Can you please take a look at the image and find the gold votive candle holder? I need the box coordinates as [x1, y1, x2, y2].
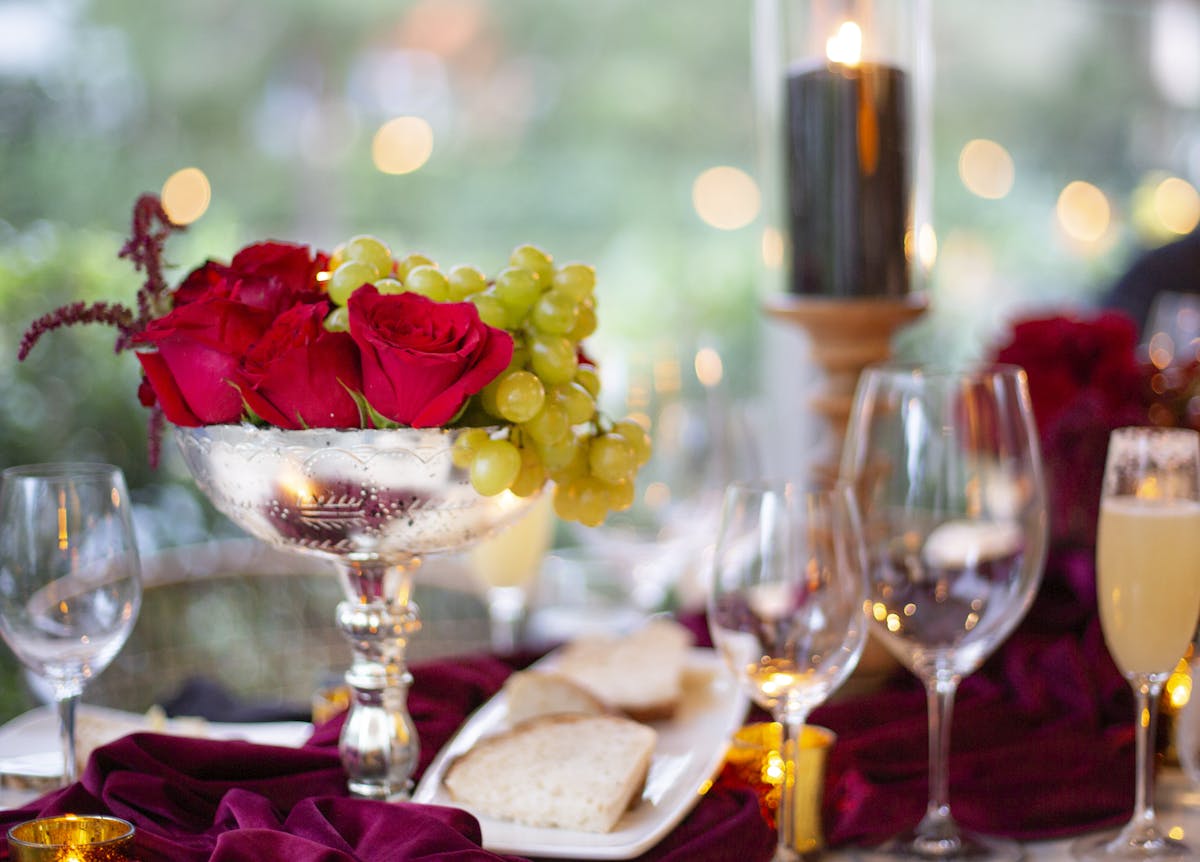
[726, 722, 836, 856]
[7, 814, 134, 862]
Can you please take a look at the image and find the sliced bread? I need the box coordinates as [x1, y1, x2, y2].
[552, 618, 694, 721]
[443, 713, 657, 833]
[502, 669, 611, 725]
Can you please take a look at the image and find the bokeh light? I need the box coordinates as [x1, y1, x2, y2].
[1056, 181, 1111, 243]
[1154, 176, 1200, 235]
[372, 116, 434, 175]
[761, 226, 785, 270]
[958, 139, 1015, 200]
[692, 166, 760, 230]
[160, 167, 211, 225]
[694, 347, 723, 388]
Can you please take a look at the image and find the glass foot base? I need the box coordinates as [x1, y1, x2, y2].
[858, 829, 1023, 862]
[1071, 829, 1192, 861]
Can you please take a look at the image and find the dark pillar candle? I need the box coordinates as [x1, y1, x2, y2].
[785, 62, 911, 298]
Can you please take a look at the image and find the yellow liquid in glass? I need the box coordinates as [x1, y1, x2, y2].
[1097, 496, 1200, 676]
[468, 493, 555, 588]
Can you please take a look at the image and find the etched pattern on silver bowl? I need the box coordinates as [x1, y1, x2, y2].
[174, 424, 525, 559]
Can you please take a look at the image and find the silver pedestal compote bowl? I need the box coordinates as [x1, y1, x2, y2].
[174, 423, 537, 800]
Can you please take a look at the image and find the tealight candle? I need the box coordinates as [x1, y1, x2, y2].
[7, 815, 134, 862]
[726, 722, 836, 855]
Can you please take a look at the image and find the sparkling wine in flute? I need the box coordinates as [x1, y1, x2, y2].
[1096, 496, 1200, 676]
[1073, 426, 1200, 862]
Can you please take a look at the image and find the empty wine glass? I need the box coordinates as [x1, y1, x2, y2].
[709, 479, 868, 862]
[1073, 427, 1200, 861]
[840, 364, 1048, 862]
[0, 463, 142, 785]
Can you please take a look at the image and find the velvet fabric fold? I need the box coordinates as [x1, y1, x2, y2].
[0, 548, 1138, 861]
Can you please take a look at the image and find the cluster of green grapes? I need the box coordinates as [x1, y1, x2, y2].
[320, 235, 652, 527]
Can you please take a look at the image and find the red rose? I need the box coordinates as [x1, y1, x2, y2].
[348, 287, 513, 427]
[237, 302, 363, 429]
[173, 241, 327, 315]
[133, 297, 274, 426]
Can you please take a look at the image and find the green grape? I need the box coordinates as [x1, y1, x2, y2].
[549, 437, 589, 483]
[529, 334, 578, 385]
[447, 264, 487, 301]
[328, 260, 377, 306]
[575, 366, 601, 399]
[507, 337, 530, 373]
[496, 370, 545, 423]
[523, 402, 569, 445]
[376, 277, 406, 295]
[552, 381, 595, 425]
[589, 433, 637, 484]
[451, 427, 490, 469]
[568, 300, 597, 341]
[574, 477, 610, 527]
[510, 244, 554, 283]
[396, 253, 436, 282]
[327, 243, 346, 272]
[538, 433, 579, 473]
[405, 265, 450, 302]
[470, 291, 511, 330]
[509, 446, 547, 497]
[470, 439, 522, 496]
[613, 418, 653, 466]
[494, 266, 543, 318]
[553, 481, 580, 522]
[530, 290, 579, 335]
[552, 262, 595, 301]
[344, 235, 394, 279]
[606, 477, 636, 512]
[479, 377, 503, 419]
[324, 306, 350, 332]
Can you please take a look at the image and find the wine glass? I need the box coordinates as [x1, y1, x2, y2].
[0, 463, 143, 785]
[1072, 427, 1200, 861]
[840, 364, 1048, 862]
[467, 491, 555, 652]
[709, 479, 868, 862]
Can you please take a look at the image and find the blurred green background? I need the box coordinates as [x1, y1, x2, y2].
[1, 0, 1197, 720]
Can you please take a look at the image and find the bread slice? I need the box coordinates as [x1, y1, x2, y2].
[552, 618, 694, 721]
[502, 669, 611, 725]
[443, 714, 657, 833]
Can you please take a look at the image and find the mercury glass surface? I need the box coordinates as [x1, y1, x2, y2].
[175, 423, 537, 800]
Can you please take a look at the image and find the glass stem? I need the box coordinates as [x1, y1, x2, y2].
[58, 692, 79, 785]
[915, 673, 962, 854]
[487, 585, 527, 654]
[773, 710, 808, 862]
[1127, 675, 1165, 840]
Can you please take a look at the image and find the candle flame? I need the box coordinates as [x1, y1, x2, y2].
[826, 21, 863, 67]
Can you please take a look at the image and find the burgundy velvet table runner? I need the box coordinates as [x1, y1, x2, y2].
[0, 547, 1136, 861]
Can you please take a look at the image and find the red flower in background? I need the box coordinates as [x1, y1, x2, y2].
[990, 311, 1151, 547]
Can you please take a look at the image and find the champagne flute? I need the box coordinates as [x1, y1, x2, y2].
[468, 492, 554, 652]
[0, 463, 142, 784]
[1072, 427, 1200, 861]
[840, 365, 1048, 862]
[709, 479, 868, 862]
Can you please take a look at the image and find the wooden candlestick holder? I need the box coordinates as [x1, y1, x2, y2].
[765, 293, 929, 465]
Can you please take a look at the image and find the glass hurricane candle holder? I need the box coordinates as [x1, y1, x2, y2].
[174, 424, 538, 800]
[754, 0, 932, 299]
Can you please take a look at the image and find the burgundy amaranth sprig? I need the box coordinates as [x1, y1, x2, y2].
[118, 193, 183, 339]
[17, 194, 184, 361]
[17, 301, 135, 361]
